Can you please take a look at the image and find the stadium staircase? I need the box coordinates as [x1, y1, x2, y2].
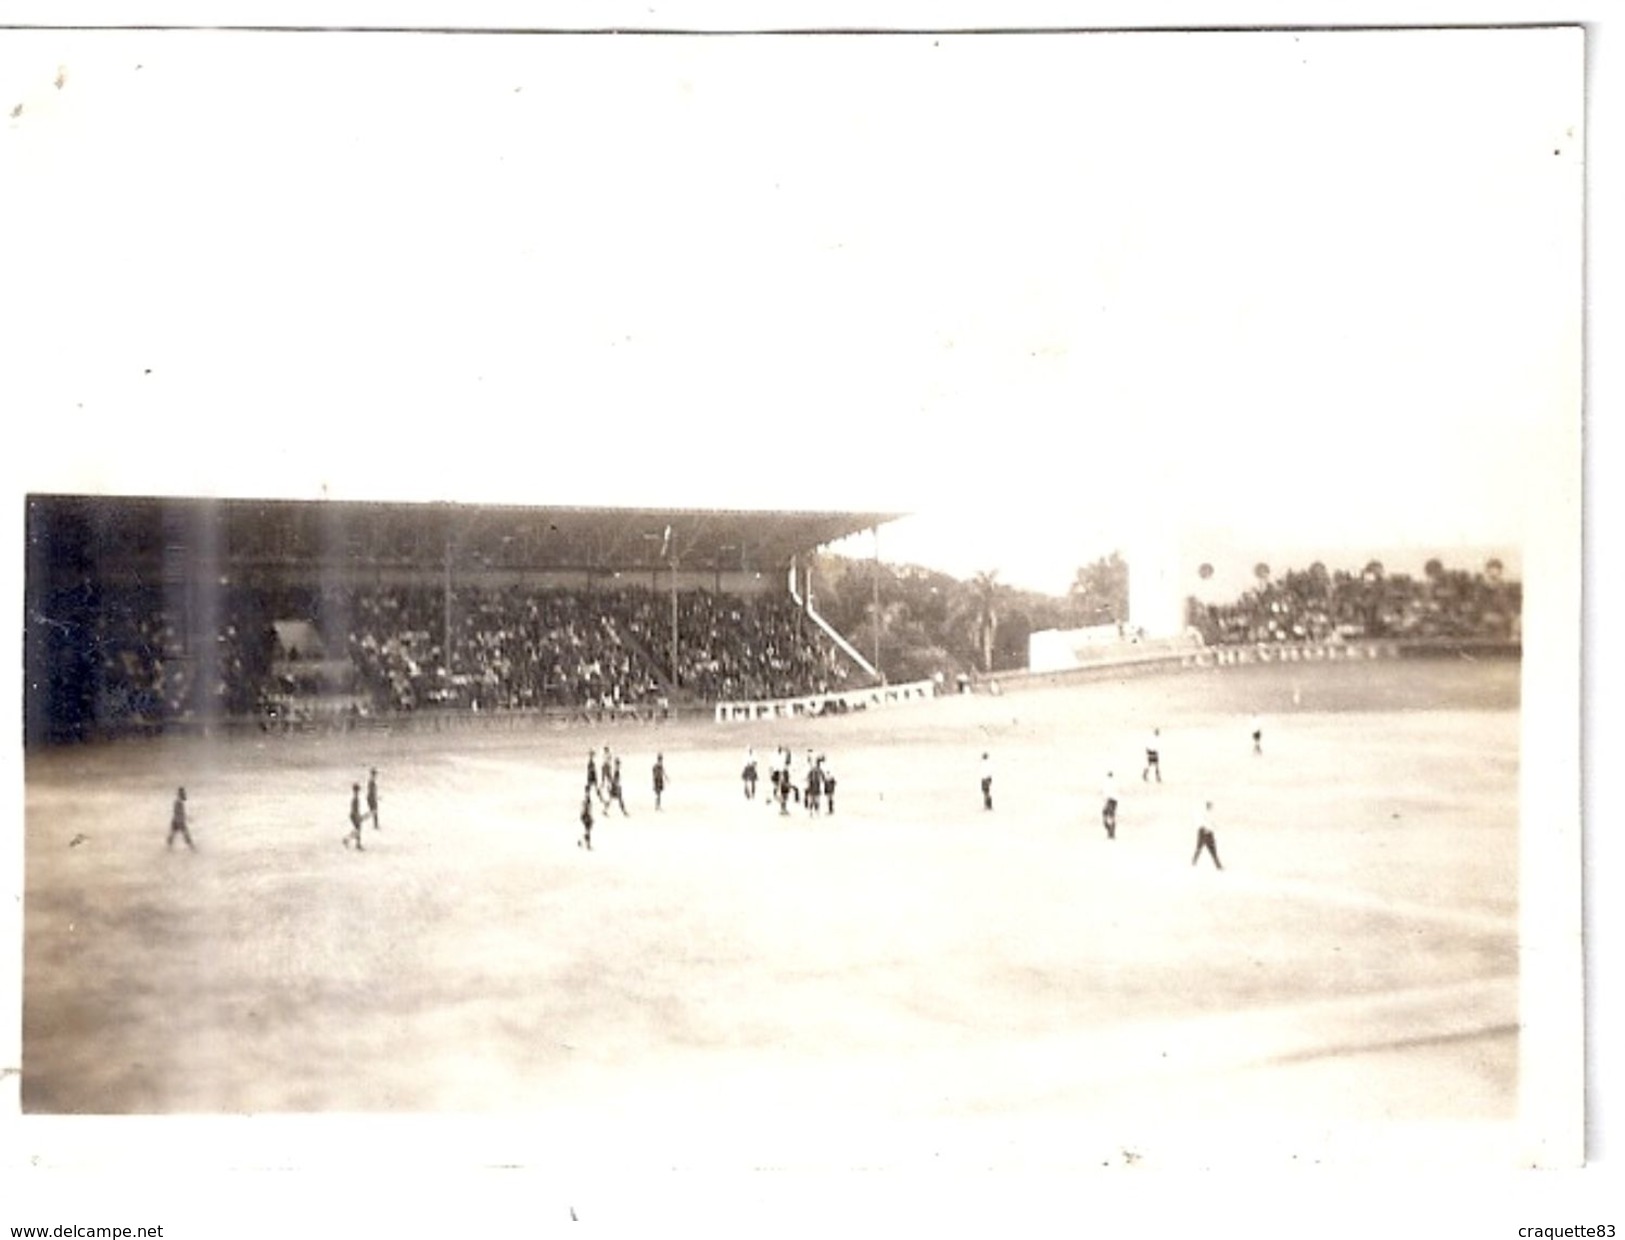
[614, 625, 681, 701]
[788, 578, 880, 683]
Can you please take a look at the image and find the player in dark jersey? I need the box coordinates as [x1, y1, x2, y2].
[804, 758, 823, 816]
[1191, 801, 1223, 870]
[981, 752, 994, 811]
[599, 746, 615, 806]
[1101, 770, 1119, 840]
[578, 790, 595, 850]
[653, 754, 667, 810]
[1143, 728, 1163, 783]
[819, 757, 836, 815]
[585, 751, 600, 800]
[742, 748, 759, 800]
[343, 783, 366, 851]
[167, 787, 195, 850]
[366, 767, 381, 830]
[606, 755, 629, 816]
[781, 747, 800, 806]
[775, 752, 792, 816]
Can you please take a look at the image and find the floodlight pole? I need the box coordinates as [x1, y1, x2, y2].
[670, 552, 679, 688]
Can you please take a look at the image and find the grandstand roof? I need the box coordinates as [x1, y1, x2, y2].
[28, 494, 902, 580]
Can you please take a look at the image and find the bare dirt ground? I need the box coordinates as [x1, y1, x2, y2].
[19, 659, 1521, 1167]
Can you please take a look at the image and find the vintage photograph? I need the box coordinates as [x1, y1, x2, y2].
[1, 16, 1589, 1224]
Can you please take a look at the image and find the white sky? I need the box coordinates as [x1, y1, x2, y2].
[2, 27, 1580, 595]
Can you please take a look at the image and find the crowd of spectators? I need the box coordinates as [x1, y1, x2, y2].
[37, 582, 861, 733]
[80, 587, 179, 727]
[665, 591, 852, 703]
[1189, 560, 1521, 647]
[348, 586, 667, 714]
[34, 585, 271, 735]
[47, 559, 1514, 738]
[343, 585, 851, 713]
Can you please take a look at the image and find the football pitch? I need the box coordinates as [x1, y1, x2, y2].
[19, 659, 1520, 1165]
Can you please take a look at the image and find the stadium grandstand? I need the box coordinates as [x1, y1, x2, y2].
[24, 494, 902, 743]
[1187, 559, 1521, 647]
[1029, 550, 1520, 675]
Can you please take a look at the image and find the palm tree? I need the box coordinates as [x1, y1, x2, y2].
[1361, 560, 1387, 636]
[968, 570, 1000, 673]
[862, 596, 910, 680]
[1308, 561, 1330, 599]
[1070, 553, 1129, 628]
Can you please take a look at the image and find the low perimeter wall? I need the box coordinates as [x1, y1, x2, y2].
[983, 637, 1521, 694]
[82, 641, 1517, 742]
[713, 679, 936, 722]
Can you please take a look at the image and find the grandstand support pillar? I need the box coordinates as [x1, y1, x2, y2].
[872, 524, 883, 683]
[790, 555, 804, 637]
[670, 553, 679, 688]
[178, 501, 222, 729]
